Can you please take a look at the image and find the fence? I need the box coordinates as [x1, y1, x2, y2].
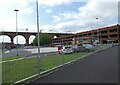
[1, 45, 111, 84]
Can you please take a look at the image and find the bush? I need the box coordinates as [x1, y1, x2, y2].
[33, 33, 53, 46]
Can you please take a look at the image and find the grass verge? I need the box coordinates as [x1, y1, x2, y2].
[2, 52, 90, 83]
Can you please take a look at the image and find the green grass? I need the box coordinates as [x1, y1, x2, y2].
[0, 51, 2, 54]
[2, 57, 38, 83]
[2, 52, 90, 83]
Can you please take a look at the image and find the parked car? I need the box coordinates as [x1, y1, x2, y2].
[83, 44, 95, 52]
[59, 46, 73, 54]
[72, 44, 86, 52]
[72, 44, 79, 53]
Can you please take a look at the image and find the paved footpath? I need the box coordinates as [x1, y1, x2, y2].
[29, 46, 118, 83]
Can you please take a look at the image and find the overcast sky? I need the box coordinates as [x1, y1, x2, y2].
[0, 0, 119, 44]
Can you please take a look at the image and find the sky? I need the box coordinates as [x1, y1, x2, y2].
[0, 0, 119, 44]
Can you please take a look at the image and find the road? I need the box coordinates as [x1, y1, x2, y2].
[28, 46, 118, 83]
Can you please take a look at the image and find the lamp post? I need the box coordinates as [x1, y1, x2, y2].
[2, 30, 4, 43]
[96, 18, 100, 45]
[62, 34, 64, 66]
[25, 28, 28, 31]
[49, 30, 53, 46]
[14, 9, 19, 56]
[36, 0, 41, 78]
[40, 29, 43, 46]
[40, 29, 43, 33]
[91, 27, 94, 44]
[25, 28, 29, 45]
[2, 30, 4, 54]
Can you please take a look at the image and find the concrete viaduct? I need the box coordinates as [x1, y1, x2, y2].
[0, 31, 73, 45]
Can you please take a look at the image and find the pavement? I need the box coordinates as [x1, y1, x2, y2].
[1, 47, 58, 58]
[23, 47, 58, 54]
[28, 46, 118, 83]
[1, 49, 31, 58]
[23, 52, 59, 58]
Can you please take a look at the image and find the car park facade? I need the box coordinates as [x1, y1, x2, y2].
[53, 24, 120, 45]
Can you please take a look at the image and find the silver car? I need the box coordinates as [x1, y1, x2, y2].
[72, 44, 86, 52]
[83, 44, 95, 52]
[60, 46, 73, 54]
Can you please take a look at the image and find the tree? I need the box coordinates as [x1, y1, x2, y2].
[33, 33, 53, 46]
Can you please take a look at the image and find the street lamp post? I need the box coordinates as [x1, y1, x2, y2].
[40, 29, 43, 46]
[62, 35, 64, 46]
[25, 28, 28, 31]
[40, 29, 43, 33]
[62, 35, 64, 66]
[96, 18, 100, 45]
[36, 0, 41, 78]
[2, 30, 4, 43]
[14, 9, 19, 56]
[25, 28, 29, 45]
[2, 30, 4, 54]
[91, 27, 94, 44]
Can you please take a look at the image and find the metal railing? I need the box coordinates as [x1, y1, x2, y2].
[1, 45, 112, 84]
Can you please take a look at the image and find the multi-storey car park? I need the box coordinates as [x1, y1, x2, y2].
[53, 24, 120, 45]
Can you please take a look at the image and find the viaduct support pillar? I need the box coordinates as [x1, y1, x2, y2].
[26, 38, 29, 46]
